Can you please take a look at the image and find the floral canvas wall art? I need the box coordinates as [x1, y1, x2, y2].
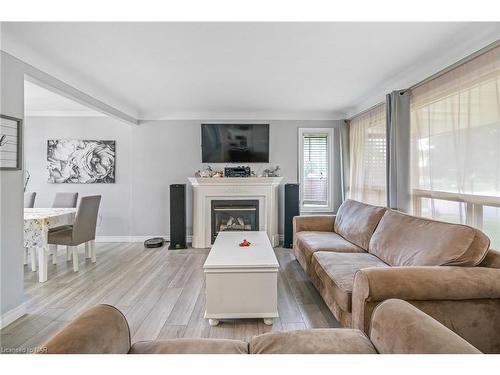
[47, 139, 115, 183]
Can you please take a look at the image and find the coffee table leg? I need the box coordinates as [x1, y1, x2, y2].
[263, 318, 273, 326]
[208, 319, 219, 326]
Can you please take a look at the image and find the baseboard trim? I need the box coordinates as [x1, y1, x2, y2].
[95, 235, 194, 243]
[96, 234, 282, 244]
[0, 303, 26, 329]
[95, 236, 134, 242]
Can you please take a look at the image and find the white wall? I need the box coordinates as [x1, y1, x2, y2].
[24, 116, 132, 236]
[25, 117, 345, 240]
[130, 119, 345, 237]
[0, 51, 25, 320]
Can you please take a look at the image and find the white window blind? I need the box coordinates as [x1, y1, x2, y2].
[298, 128, 333, 212]
[302, 135, 329, 205]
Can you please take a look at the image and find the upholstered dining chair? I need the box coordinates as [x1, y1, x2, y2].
[24, 192, 36, 208]
[47, 192, 79, 265]
[48, 195, 101, 271]
[52, 192, 79, 208]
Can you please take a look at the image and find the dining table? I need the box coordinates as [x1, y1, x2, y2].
[24, 207, 77, 282]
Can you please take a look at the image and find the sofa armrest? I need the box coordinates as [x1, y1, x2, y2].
[479, 249, 500, 268]
[39, 304, 131, 354]
[293, 215, 336, 251]
[293, 215, 335, 233]
[352, 266, 500, 332]
[369, 299, 481, 354]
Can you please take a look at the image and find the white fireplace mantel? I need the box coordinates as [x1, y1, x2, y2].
[188, 177, 283, 248]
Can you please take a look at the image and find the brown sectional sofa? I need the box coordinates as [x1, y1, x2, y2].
[40, 300, 481, 354]
[293, 199, 500, 353]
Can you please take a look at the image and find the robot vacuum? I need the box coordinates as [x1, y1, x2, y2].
[143, 237, 165, 248]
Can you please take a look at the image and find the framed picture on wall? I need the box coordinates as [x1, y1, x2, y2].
[47, 139, 116, 183]
[0, 114, 23, 170]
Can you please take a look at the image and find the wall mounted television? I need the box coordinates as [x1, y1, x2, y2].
[201, 124, 270, 163]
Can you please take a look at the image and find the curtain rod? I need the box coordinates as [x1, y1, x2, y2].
[410, 39, 499, 91]
[347, 38, 500, 121]
[347, 101, 385, 121]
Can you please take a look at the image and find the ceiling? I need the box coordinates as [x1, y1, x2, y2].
[2, 22, 500, 121]
[24, 80, 104, 117]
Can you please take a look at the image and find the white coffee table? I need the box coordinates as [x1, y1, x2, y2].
[203, 231, 279, 326]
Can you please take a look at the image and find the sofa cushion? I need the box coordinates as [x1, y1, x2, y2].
[334, 199, 386, 250]
[129, 338, 248, 354]
[311, 252, 388, 312]
[369, 210, 490, 267]
[249, 329, 376, 354]
[296, 231, 366, 270]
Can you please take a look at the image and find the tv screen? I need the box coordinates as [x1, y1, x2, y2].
[201, 124, 269, 163]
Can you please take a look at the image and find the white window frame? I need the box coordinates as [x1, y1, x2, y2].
[298, 127, 334, 213]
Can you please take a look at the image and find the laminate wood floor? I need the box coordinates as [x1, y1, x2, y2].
[0, 242, 339, 351]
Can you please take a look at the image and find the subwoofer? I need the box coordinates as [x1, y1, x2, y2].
[284, 183, 300, 248]
[169, 184, 187, 250]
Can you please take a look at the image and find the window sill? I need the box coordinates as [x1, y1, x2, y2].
[300, 206, 334, 214]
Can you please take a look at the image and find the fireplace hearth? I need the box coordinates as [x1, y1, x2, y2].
[211, 200, 259, 243]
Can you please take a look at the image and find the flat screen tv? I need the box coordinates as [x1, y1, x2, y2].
[201, 124, 269, 163]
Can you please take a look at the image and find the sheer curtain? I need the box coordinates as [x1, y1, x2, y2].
[348, 103, 387, 206]
[410, 45, 500, 247]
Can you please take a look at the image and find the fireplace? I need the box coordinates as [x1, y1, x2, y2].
[211, 200, 259, 243]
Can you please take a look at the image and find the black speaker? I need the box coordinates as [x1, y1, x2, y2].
[284, 183, 300, 248]
[169, 184, 187, 250]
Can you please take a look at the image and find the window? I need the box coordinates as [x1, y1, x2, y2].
[348, 104, 387, 206]
[298, 128, 334, 212]
[411, 46, 500, 246]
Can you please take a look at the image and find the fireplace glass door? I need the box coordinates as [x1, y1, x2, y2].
[211, 200, 259, 243]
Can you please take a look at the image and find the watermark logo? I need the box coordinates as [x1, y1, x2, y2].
[0, 346, 47, 354]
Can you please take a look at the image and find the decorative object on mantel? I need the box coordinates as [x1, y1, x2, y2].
[0, 114, 22, 170]
[47, 139, 116, 183]
[262, 165, 280, 177]
[198, 165, 214, 178]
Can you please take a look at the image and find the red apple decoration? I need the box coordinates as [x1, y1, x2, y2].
[239, 239, 251, 247]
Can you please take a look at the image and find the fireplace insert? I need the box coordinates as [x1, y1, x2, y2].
[211, 200, 259, 243]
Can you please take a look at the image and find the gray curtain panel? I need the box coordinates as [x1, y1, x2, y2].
[339, 120, 350, 203]
[331, 120, 350, 213]
[386, 90, 411, 212]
